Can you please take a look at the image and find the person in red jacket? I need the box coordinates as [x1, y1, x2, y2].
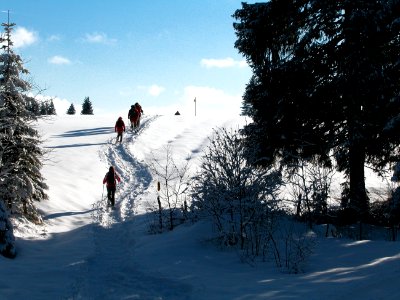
[115, 116, 125, 143]
[102, 166, 121, 207]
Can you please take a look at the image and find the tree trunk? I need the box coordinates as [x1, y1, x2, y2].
[348, 140, 369, 221]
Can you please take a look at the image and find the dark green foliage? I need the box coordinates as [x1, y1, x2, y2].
[66, 103, 76, 115]
[81, 96, 93, 115]
[233, 0, 400, 222]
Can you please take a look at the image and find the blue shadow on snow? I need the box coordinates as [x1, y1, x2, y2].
[52, 127, 114, 138]
[45, 142, 108, 149]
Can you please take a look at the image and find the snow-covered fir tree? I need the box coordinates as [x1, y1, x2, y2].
[81, 96, 93, 115]
[66, 103, 76, 115]
[0, 20, 48, 233]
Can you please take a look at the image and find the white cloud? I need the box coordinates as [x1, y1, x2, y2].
[201, 57, 248, 69]
[51, 97, 73, 114]
[47, 34, 61, 42]
[48, 55, 71, 65]
[148, 84, 165, 97]
[173, 86, 243, 117]
[84, 32, 117, 45]
[118, 87, 134, 97]
[145, 85, 244, 118]
[12, 27, 38, 48]
[137, 84, 166, 97]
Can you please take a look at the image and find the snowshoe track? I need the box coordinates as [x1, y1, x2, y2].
[93, 115, 157, 227]
[67, 115, 175, 299]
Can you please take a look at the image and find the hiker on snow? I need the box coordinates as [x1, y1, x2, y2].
[128, 102, 144, 130]
[103, 166, 121, 207]
[115, 116, 126, 143]
[128, 105, 138, 130]
[135, 102, 144, 128]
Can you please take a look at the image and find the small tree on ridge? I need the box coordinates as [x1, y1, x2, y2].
[81, 96, 93, 115]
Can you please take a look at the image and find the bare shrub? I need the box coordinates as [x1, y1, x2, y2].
[191, 127, 283, 252]
[286, 160, 336, 228]
[146, 145, 191, 232]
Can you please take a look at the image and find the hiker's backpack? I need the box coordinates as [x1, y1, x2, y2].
[107, 171, 115, 186]
[130, 108, 138, 119]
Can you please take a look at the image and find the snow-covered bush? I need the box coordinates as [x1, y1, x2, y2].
[386, 162, 400, 240]
[191, 127, 283, 253]
[269, 219, 316, 274]
[366, 162, 400, 241]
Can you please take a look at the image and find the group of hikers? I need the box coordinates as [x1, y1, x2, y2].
[114, 102, 143, 143]
[103, 102, 143, 207]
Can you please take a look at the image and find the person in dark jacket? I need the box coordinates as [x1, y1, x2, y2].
[102, 166, 121, 207]
[134, 102, 144, 128]
[115, 116, 126, 143]
[128, 105, 138, 130]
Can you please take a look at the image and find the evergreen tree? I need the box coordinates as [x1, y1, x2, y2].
[39, 101, 47, 115]
[81, 96, 93, 115]
[66, 103, 76, 115]
[233, 0, 400, 222]
[26, 97, 40, 116]
[0, 19, 48, 231]
[47, 99, 56, 115]
[28, 99, 57, 116]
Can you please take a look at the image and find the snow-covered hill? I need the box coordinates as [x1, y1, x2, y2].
[0, 112, 399, 300]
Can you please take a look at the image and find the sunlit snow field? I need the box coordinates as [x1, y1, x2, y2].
[0, 110, 399, 300]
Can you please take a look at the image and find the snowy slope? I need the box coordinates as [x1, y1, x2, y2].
[0, 112, 399, 300]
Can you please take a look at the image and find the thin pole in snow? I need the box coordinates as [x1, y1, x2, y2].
[194, 97, 197, 116]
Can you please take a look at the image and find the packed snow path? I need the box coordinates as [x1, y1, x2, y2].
[67, 115, 193, 299]
[94, 116, 157, 227]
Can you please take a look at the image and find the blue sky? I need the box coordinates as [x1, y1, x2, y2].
[2, 0, 253, 115]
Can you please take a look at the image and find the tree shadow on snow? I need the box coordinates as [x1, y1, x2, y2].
[52, 127, 114, 138]
[43, 209, 95, 220]
[45, 142, 108, 149]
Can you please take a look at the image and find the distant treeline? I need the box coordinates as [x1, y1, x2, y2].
[26, 98, 57, 116]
